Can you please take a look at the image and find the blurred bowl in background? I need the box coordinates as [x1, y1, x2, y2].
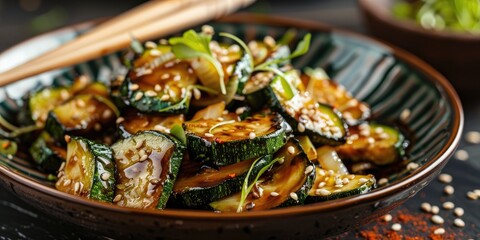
[359, 0, 480, 99]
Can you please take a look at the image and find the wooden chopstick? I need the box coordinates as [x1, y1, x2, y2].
[0, 0, 255, 87]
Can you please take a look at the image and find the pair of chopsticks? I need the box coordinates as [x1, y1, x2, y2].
[0, 0, 255, 87]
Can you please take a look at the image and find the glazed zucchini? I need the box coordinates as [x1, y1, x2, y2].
[307, 167, 375, 202]
[248, 40, 290, 67]
[56, 136, 115, 202]
[45, 94, 118, 143]
[264, 71, 347, 146]
[29, 131, 66, 173]
[121, 48, 196, 113]
[316, 146, 349, 175]
[29, 87, 71, 127]
[210, 139, 315, 212]
[303, 68, 371, 126]
[111, 131, 185, 209]
[118, 110, 184, 138]
[184, 113, 288, 166]
[172, 155, 273, 207]
[336, 123, 407, 165]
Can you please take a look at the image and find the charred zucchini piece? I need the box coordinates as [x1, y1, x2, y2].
[45, 94, 118, 143]
[0, 139, 17, 156]
[264, 72, 347, 146]
[29, 87, 71, 127]
[56, 137, 115, 202]
[248, 40, 290, 67]
[75, 82, 110, 97]
[121, 50, 196, 113]
[184, 113, 288, 166]
[307, 167, 375, 202]
[303, 69, 371, 126]
[172, 155, 273, 207]
[118, 110, 184, 138]
[336, 123, 407, 165]
[29, 131, 66, 173]
[210, 139, 315, 212]
[111, 131, 185, 209]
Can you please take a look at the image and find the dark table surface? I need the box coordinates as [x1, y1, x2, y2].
[0, 0, 479, 239]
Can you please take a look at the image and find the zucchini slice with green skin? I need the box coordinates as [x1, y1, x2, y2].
[111, 131, 185, 209]
[303, 70, 371, 126]
[29, 131, 66, 173]
[56, 136, 115, 202]
[265, 81, 348, 146]
[45, 94, 118, 143]
[118, 110, 184, 138]
[316, 146, 349, 175]
[184, 113, 288, 166]
[121, 54, 196, 114]
[307, 167, 375, 202]
[336, 123, 407, 165]
[172, 155, 273, 207]
[29, 87, 71, 127]
[209, 139, 315, 212]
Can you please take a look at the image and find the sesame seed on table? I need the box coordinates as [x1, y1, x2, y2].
[0, 0, 479, 239]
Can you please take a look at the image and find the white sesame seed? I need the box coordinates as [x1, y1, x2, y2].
[249, 132, 256, 139]
[318, 169, 326, 176]
[359, 178, 368, 184]
[316, 189, 331, 196]
[160, 94, 170, 101]
[149, 49, 161, 57]
[57, 171, 64, 178]
[467, 191, 478, 200]
[367, 137, 375, 144]
[130, 83, 140, 91]
[421, 202, 432, 213]
[270, 191, 279, 197]
[342, 178, 350, 185]
[454, 207, 464, 217]
[205, 133, 214, 138]
[193, 88, 201, 100]
[140, 154, 148, 162]
[63, 179, 71, 186]
[201, 25, 214, 35]
[431, 205, 440, 214]
[400, 109, 411, 121]
[290, 192, 298, 201]
[454, 149, 469, 161]
[383, 214, 392, 222]
[76, 99, 86, 108]
[135, 140, 144, 149]
[304, 165, 314, 175]
[335, 184, 344, 188]
[297, 123, 306, 133]
[433, 228, 445, 235]
[391, 223, 401, 231]
[150, 178, 160, 185]
[113, 194, 122, 203]
[100, 172, 111, 181]
[58, 161, 66, 172]
[444, 185, 455, 195]
[263, 36, 276, 48]
[145, 90, 157, 97]
[287, 146, 296, 155]
[453, 218, 465, 228]
[327, 170, 335, 176]
[134, 92, 143, 101]
[116, 117, 125, 124]
[145, 41, 157, 49]
[438, 173, 452, 183]
[378, 178, 388, 186]
[103, 110, 113, 120]
[74, 182, 80, 193]
[474, 189, 480, 196]
[431, 215, 444, 224]
[465, 131, 480, 144]
[318, 182, 326, 188]
[159, 39, 168, 45]
[442, 201, 455, 210]
[406, 162, 419, 171]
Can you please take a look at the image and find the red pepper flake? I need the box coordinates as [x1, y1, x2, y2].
[1, 140, 11, 149]
[228, 173, 236, 178]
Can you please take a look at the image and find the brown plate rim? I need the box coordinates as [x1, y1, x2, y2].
[0, 13, 464, 220]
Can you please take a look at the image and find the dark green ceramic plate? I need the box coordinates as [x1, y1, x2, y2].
[0, 14, 463, 239]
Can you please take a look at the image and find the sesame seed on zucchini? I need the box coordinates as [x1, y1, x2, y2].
[209, 139, 315, 212]
[56, 136, 115, 202]
[336, 123, 407, 165]
[117, 109, 184, 138]
[111, 131, 185, 209]
[184, 113, 289, 166]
